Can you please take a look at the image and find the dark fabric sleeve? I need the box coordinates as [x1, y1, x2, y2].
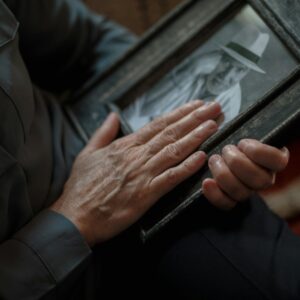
[4, 0, 136, 93]
[0, 210, 91, 300]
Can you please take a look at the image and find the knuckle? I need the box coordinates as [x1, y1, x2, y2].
[135, 184, 150, 203]
[166, 143, 181, 160]
[214, 169, 229, 184]
[166, 169, 178, 185]
[192, 109, 205, 122]
[177, 106, 189, 118]
[225, 153, 241, 170]
[206, 119, 218, 128]
[151, 117, 167, 132]
[133, 133, 147, 146]
[251, 173, 271, 190]
[242, 142, 256, 157]
[193, 128, 205, 140]
[110, 138, 127, 151]
[183, 159, 195, 173]
[109, 140, 118, 150]
[163, 126, 179, 142]
[194, 122, 217, 140]
[278, 154, 289, 170]
[144, 142, 159, 156]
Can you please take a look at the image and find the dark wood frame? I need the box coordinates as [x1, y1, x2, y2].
[67, 0, 300, 242]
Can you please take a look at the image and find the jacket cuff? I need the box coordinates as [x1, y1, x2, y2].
[13, 209, 91, 284]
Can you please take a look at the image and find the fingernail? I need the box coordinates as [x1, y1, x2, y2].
[193, 151, 207, 161]
[193, 99, 203, 105]
[209, 154, 220, 165]
[105, 112, 114, 121]
[199, 120, 218, 132]
[198, 151, 207, 159]
[205, 101, 217, 107]
[223, 144, 234, 153]
[206, 101, 222, 114]
[239, 139, 250, 147]
[103, 113, 118, 128]
[187, 100, 199, 108]
[281, 146, 289, 156]
[237, 140, 249, 152]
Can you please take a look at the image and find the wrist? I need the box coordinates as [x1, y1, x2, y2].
[49, 201, 96, 247]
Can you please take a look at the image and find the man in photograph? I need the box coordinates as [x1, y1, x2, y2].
[124, 26, 270, 130]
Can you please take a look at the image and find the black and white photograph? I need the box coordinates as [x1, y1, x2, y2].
[123, 5, 297, 131]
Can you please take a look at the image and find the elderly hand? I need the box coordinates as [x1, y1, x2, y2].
[203, 139, 289, 210]
[50, 100, 221, 246]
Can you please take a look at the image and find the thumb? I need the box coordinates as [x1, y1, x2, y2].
[83, 112, 120, 154]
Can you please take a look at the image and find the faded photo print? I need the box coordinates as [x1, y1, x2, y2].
[123, 5, 297, 131]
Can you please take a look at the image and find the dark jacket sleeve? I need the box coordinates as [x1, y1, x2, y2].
[4, 0, 136, 93]
[0, 1, 134, 298]
[0, 210, 91, 300]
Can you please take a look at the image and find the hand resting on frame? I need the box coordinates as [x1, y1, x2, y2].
[50, 100, 289, 246]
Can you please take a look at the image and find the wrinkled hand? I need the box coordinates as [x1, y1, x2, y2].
[50, 100, 221, 246]
[203, 139, 289, 210]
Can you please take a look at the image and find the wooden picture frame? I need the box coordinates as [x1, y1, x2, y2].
[66, 0, 300, 242]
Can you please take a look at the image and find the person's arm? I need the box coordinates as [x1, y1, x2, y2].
[0, 100, 287, 299]
[0, 100, 218, 299]
[0, 210, 91, 300]
[4, 0, 136, 93]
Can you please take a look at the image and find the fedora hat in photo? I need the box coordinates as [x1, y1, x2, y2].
[221, 26, 270, 74]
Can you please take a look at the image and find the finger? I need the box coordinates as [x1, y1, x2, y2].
[149, 151, 207, 201]
[222, 145, 275, 190]
[82, 113, 120, 154]
[146, 101, 221, 155]
[135, 100, 204, 144]
[202, 178, 237, 210]
[238, 139, 289, 172]
[147, 120, 217, 175]
[208, 154, 252, 202]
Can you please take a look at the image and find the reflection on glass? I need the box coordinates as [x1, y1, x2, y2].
[265, 0, 300, 39]
[123, 5, 297, 131]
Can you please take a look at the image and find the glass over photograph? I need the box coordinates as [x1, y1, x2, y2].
[123, 5, 297, 131]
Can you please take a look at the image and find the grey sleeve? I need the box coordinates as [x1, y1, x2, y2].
[4, 0, 136, 93]
[0, 210, 91, 300]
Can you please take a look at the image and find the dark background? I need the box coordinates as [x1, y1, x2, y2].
[84, 0, 183, 35]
